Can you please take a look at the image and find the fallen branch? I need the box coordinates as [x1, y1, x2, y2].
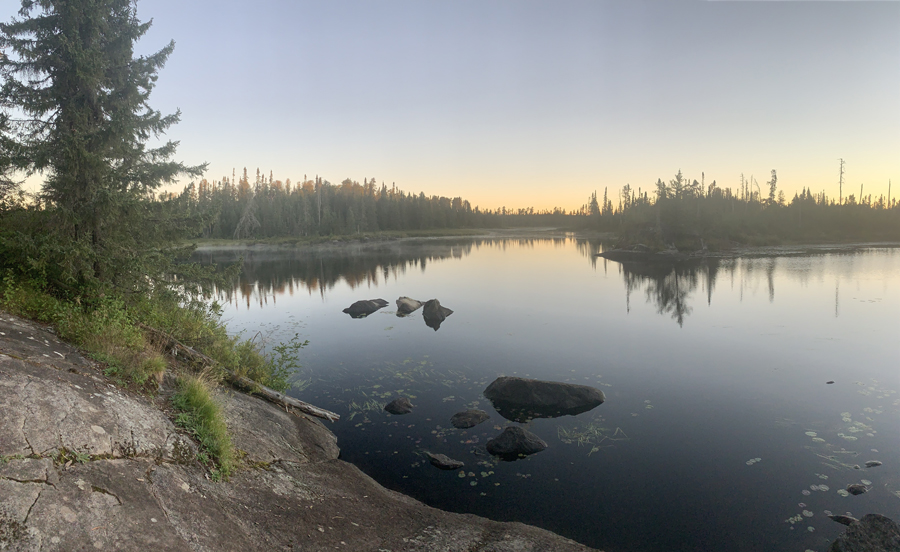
[139, 323, 339, 422]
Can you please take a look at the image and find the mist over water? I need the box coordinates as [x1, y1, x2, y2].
[195, 236, 900, 552]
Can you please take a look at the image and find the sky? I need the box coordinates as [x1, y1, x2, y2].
[4, 0, 899, 211]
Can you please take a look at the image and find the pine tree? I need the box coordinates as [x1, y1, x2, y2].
[0, 0, 205, 293]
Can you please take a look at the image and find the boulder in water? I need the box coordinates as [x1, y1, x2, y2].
[423, 299, 453, 330]
[396, 297, 423, 315]
[486, 426, 548, 460]
[343, 299, 389, 318]
[483, 376, 606, 422]
[384, 397, 414, 415]
[829, 513, 900, 552]
[425, 452, 464, 470]
[450, 409, 490, 429]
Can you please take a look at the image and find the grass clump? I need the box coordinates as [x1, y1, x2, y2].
[172, 373, 233, 480]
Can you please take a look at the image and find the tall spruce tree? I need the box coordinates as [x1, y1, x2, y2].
[0, 0, 205, 295]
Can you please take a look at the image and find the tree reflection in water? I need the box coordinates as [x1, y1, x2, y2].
[621, 260, 719, 327]
[193, 237, 575, 309]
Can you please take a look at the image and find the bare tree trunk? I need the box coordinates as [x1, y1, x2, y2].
[139, 323, 339, 421]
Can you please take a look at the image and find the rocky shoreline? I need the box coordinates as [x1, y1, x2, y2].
[2, 310, 897, 551]
[0, 311, 596, 551]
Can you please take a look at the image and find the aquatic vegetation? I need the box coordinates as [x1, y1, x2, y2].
[557, 421, 629, 454]
[745, 458, 762, 466]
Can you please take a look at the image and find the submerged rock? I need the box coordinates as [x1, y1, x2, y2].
[486, 426, 548, 460]
[829, 513, 900, 552]
[425, 452, 464, 470]
[423, 299, 453, 330]
[396, 296, 423, 315]
[384, 397, 414, 415]
[830, 515, 860, 527]
[847, 484, 869, 496]
[450, 409, 490, 429]
[343, 299, 389, 318]
[483, 377, 606, 422]
[865, 461, 883, 468]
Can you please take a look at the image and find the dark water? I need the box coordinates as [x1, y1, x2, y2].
[194, 235, 900, 552]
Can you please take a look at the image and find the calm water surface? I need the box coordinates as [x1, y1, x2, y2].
[195, 235, 900, 552]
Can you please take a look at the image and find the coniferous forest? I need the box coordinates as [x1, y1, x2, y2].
[176, 168, 900, 249]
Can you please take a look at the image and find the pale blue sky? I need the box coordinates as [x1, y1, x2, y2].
[4, 0, 899, 209]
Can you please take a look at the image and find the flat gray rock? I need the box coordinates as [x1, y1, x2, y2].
[426, 452, 464, 470]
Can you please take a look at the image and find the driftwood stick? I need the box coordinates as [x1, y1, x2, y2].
[139, 323, 339, 422]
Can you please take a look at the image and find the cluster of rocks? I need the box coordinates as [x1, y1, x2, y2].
[343, 297, 454, 330]
[383, 376, 608, 467]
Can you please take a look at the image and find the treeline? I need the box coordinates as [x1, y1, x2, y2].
[178, 170, 576, 239]
[583, 170, 900, 248]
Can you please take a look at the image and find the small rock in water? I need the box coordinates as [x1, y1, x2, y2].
[486, 426, 548, 460]
[384, 397, 414, 415]
[450, 409, 490, 429]
[422, 299, 453, 331]
[395, 296, 423, 315]
[425, 452, 464, 470]
[343, 299, 389, 318]
[846, 484, 868, 496]
[826, 381, 835, 384]
[865, 460, 882, 468]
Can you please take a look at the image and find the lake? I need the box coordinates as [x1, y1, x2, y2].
[194, 233, 900, 552]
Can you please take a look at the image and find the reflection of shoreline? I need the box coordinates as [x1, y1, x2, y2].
[194, 236, 599, 309]
[613, 247, 893, 325]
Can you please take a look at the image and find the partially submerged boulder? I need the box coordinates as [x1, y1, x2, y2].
[831, 515, 860, 527]
[486, 426, 548, 460]
[829, 513, 900, 552]
[396, 297, 423, 316]
[423, 299, 453, 331]
[425, 452, 464, 470]
[847, 484, 869, 496]
[483, 377, 606, 422]
[384, 397, 414, 415]
[342, 299, 389, 318]
[450, 409, 490, 429]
